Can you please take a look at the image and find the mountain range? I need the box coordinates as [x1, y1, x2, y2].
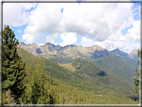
[18, 42, 138, 60]
[17, 42, 139, 84]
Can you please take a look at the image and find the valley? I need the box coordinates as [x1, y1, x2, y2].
[16, 47, 139, 104]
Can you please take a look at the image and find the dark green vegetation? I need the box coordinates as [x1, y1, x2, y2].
[16, 47, 138, 104]
[133, 49, 142, 99]
[91, 56, 136, 83]
[2, 25, 26, 103]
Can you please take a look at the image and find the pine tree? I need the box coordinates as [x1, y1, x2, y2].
[133, 49, 142, 97]
[2, 25, 26, 102]
[25, 59, 54, 104]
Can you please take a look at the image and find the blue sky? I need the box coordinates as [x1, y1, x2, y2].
[3, 1, 141, 53]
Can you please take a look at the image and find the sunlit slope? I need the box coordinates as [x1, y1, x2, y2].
[59, 63, 76, 72]
[71, 59, 135, 95]
[92, 56, 137, 83]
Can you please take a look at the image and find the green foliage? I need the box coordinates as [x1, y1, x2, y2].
[3, 89, 15, 104]
[133, 49, 142, 96]
[2, 25, 26, 101]
[22, 60, 58, 104]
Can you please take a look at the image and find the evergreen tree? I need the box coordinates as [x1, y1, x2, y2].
[133, 49, 142, 96]
[2, 25, 26, 102]
[24, 59, 55, 104]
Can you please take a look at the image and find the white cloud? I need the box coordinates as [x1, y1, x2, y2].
[125, 20, 140, 41]
[22, 33, 41, 44]
[22, 3, 134, 42]
[24, 3, 63, 34]
[3, 3, 37, 27]
[60, 32, 78, 46]
[17, 30, 22, 33]
[44, 34, 58, 45]
[81, 37, 95, 47]
[123, 42, 140, 54]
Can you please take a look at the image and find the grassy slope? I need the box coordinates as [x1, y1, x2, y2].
[91, 56, 136, 83]
[17, 47, 138, 104]
[59, 63, 76, 72]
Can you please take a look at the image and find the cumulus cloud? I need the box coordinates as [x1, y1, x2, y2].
[17, 30, 22, 33]
[60, 32, 78, 46]
[44, 34, 59, 45]
[81, 37, 95, 47]
[3, 3, 37, 27]
[125, 20, 140, 41]
[22, 3, 135, 42]
[24, 3, 63, 34]
[22, 33, 41, 44]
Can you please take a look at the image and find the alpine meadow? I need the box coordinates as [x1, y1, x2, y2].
[1, 1, 141, 106]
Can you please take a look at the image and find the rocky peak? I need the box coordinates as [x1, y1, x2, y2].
[17, 42, 26, 47]
[110, 48, 128, 58]
[128, 49, 138, 59]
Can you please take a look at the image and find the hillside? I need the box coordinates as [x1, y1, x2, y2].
[17, 47, 139, 104]
[92, 56, 137, 83]
[71, 59, 136, 93]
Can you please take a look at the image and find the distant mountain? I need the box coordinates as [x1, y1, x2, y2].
[91, 49, 112, 58]
[128, 49, 139, 60]
[17, 42, 105, 59]
[110, 48, 128, 58]
[17, 42, 139, 70]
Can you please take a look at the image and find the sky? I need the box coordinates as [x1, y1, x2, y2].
[2, 0, 141, 54]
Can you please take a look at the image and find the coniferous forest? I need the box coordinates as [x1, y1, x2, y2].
[1, 25, 140, 105]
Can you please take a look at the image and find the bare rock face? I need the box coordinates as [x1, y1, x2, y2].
[17, 42, 106, 59]
[18, 42, 137, 60]
[17, 42, 26, 47]
[128, 49, 138, 59]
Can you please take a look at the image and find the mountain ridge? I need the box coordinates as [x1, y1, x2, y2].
[18, 42, 138, 60]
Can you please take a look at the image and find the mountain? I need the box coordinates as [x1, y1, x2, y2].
[128, 49, 139, 60]
[110, 48, 128, 58]
[17, 47, 138, 104]
[17, 42, 139, 82]
[19, 42, 138, 61]
[91, 49, 112, 58]
[17, 42, 105, 60]
[92, 56, 137, 83]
